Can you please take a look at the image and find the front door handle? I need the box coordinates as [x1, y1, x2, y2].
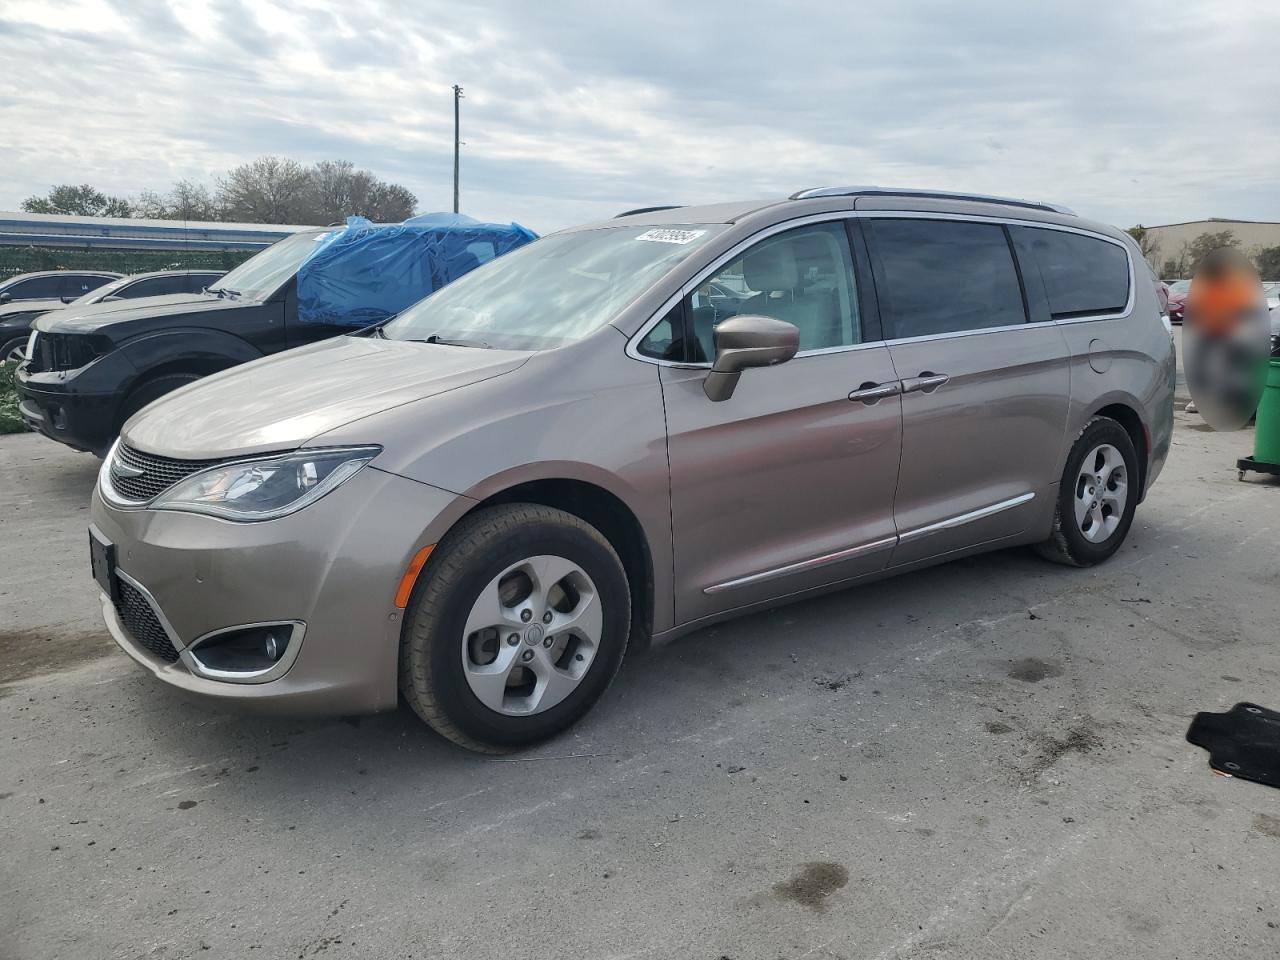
[848, 381, 903, 405]
[901, 372, 950, 395]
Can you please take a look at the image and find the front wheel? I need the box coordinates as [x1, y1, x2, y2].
[1, 335, 29, 365]
[399, 504, 631, 752]
[1036, 416, 1139, 567]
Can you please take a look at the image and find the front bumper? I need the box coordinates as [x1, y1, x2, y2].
[91, 464, 473, 715]
[17, 365, 120, 455]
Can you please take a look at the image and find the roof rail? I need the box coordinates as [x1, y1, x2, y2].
[789, 185, 1076, 216]
[614, 205, 683, 218]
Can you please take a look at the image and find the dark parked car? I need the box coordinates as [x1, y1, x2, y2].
[0, 271, 120, 361]
[1166, 278, 1191, 324]
[17, 230, 344, 454]
[18, 215, 536, 456]
[0, 270, 222, 363]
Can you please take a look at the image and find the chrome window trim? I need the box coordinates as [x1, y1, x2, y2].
[181, 620, 306, 684]
[113, 568, 188, 653]
[625, 211, 872, 368]
[625, 210, 1135, 369]
[703, 492, 1035, 594]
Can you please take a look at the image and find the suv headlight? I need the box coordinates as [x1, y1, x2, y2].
[151, 446, 380, 521]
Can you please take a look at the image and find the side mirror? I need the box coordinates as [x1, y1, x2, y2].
[0, 292, 10, 303]
[101, 295, 123, 302]
[704, 315, 800, 402]
[60, 296, 76, 304]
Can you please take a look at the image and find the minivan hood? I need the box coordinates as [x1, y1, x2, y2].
[122, 335, 530, 459]
[36, 292, 237, 333]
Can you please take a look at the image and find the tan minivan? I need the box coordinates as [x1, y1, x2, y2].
[89, 187, 1175, 751]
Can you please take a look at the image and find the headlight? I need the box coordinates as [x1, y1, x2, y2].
[26, 330, 38, 360]
[151, 446, 380, 521]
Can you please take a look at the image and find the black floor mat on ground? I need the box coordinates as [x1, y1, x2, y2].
[1187, 702, 1280, 788]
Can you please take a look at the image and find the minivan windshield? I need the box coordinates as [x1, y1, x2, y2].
[208, 230, 331, 301]
[382, 224, 723, 350]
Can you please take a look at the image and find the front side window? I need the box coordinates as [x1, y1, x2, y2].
[383, 224, 723, 351]
[1014, 227, 1130, 318]
[667, 221, 860, 363]
[869, 218, 1027, 339]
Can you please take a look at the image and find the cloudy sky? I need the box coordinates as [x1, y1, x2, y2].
[2, 0, 1278, 232]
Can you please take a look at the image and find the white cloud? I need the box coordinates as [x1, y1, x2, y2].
[1, 0, 1278, 232]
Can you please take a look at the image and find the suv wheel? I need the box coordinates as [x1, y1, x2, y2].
[1036, 416, 1139, 567]
[1, 335, 28, 365]
[118, 373, 201, 429]
[399, 503, 631, 752]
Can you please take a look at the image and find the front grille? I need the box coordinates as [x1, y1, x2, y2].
[32, 332, 99, 373]
[109, 443, 225, 503]
[115, 580, 179, 663]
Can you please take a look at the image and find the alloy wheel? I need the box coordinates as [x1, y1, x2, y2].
[460, 554, 603, 716]
[1074, 443, 1128, 543]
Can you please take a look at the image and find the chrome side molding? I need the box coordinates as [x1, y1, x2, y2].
[704, 536, 897, 594]
[896, 492, 1035, 544]
[704, 492, 1035, 594]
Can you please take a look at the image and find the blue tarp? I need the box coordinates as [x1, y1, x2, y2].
[296, 213, 537, 326]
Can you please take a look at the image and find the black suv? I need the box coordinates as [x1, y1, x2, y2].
[0, 271, 121, 361]
[17, 230, 351, 454]
[1, 270, 222, 363]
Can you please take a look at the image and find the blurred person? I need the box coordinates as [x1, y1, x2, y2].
[1181, 247, 1268, 428]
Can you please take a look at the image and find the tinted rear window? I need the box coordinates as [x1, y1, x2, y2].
[1014, 227, 1129, 318]
[868, 218, 1027, 338]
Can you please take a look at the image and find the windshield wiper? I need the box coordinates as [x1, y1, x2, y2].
[415, 334, 490, 349]
[207, 287, 242, 300]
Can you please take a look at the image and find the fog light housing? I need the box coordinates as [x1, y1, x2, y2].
[183, 622, 304, 683]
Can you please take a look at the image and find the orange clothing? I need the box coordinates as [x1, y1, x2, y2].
[1186, 271, 1258, 336]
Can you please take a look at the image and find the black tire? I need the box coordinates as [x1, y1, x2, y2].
[1, 335, 28, 365]
[1036, 416, 1139, 567]
[118, 373, 202, 429]
[399, 503, 631, 753]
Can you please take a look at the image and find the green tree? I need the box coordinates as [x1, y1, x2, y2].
[1253, 245, 1280, 279]
[21, 183, 132, 218]
[1186, 230, 1239, 270]
[1126, 225, 1161, 267]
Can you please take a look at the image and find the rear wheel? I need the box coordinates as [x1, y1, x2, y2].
[399, 503, 631, 752]
[1036, 417, 1139, 567]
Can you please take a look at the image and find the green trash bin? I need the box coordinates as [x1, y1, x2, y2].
[1256, 358, 1280, 466]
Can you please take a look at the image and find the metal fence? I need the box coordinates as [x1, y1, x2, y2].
[0, 245, 256, 279]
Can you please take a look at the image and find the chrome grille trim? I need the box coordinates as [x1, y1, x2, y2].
[107, 443, 227, 504]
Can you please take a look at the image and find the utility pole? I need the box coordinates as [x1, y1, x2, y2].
[452, 84, 464, 214]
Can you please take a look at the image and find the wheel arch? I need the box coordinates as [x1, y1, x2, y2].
[456, 477, 656, 649]
[1089, 400, 1149, 498]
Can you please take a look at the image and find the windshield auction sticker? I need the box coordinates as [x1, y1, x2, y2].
[635, 229, 707, 245]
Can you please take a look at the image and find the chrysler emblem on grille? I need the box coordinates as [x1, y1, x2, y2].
[114, 462, 145, 479]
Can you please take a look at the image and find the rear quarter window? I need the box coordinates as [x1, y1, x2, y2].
[1014, 227, 1130, 318]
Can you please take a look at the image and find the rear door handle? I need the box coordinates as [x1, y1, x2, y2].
[848, 381, 903, 405]
[901, 372, 950, 395]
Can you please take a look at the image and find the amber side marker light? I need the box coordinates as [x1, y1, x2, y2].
[395, 544, 436, 608]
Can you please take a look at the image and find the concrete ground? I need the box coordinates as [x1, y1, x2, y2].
[3, 356, 1280, 959]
